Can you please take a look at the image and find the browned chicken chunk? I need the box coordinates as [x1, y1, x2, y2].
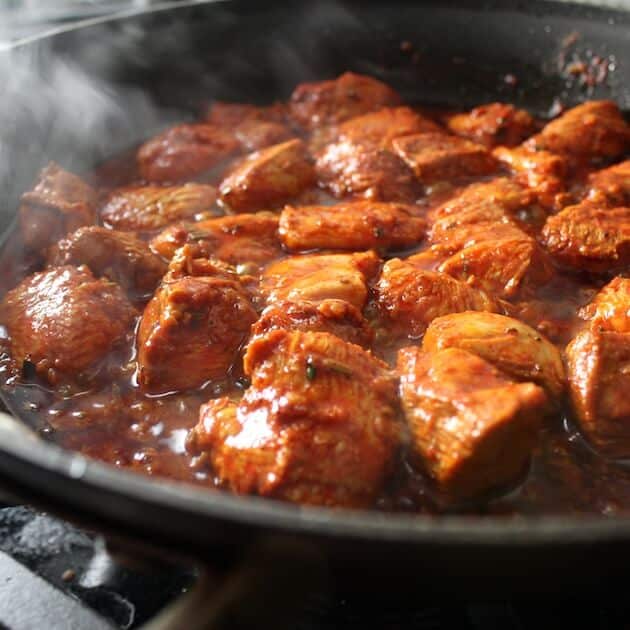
[219, 139, 315, 212]
[587, 160, 630, 206]
[48, 226, 167, 298]
[19, 163, 97, 253]
[579, 276, 630, 332]
[375, 259, 500, 337]
[289, 72, 401, 130]
[541, 200, 630, 272]
[262, 251, 380, 310]
[423, 312, 565, 399]
[101, 183, 218, 233]
[392, 132, 498, 184]
[397, 346, 546, 501]
[188, 330, 400, 507]
[446, 103, 536, 148]
[205, 101, 287, 127]
[526, 101, 630, 162]
[0, 265, 136, 385]
[279, 201, 425, 252]
[137, 123, 239, 182]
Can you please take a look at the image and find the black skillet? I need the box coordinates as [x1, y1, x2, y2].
[1, 0, 630, 591]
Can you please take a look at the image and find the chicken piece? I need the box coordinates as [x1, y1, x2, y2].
[262, 251, 380, 310]
[446, 103, 536, 148]
[587, 160, 630, 206]
[579, 276, 630, 333]
[567, 327, 630, 457]
[250, 299, 374, 348]
[19, 163, 97, 253]
[189, 330, 400, 507]
[48, 226, 166, 298]
[289, 72, 401, 130]
[541, 201, 630, 272]
[137, 123, 239, 182]
[101, 183, 218, 233]
[525, 101, 630, 161]
[375, 259, 500, 337]
[219, 139, 315, 213]
[392, 132, 497, 184]
[150, 212, 281, 270]
[279, 201, 425, 252]
[423, 312, 565, 399]
[0, 266, 136, 385]
[315, 141, 419, 202]
[136, 273, 257, 394]
[493, 145, 568, 209]
[233, 119, 294, 152]
[397, 346, 546, 501]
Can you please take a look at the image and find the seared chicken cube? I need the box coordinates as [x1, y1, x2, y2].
[138, 123, 239, 183]
[423, 312, 565, 399]
[262, 251, 380, 310]
[541, 201, 630, 272]
[219, 139, 315, 212]
[279, 201, 426, 252]
[289, 72, 401, 130]
[579, 276, 630, 333]
[397, 346, 546, 501]
[136, 274, 257, 394]
[188, 330, 400, 507]
[233, 119, 294, 152]
[375, 259, 500, 337]
[446, 103, 536, 148]
[0, 265, 136, 385]
[19, 163, 97, 253]
[250, 299, 374, 348]
[150, 212, 281, 269]
[48, 226, 166, 298]
[101, 183, 218, 233]
[526, 101, 630, 161]
[392, 132, 497, 184]
[587, 160, 630, 206]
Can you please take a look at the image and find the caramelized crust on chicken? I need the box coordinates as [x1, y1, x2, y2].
[526, 101, 630, 161]
[48, 226, 167, 298]
[541, 201, 630, 272]
[150, 212, 281, 269]
[262, 251, 380, 310]
[232, 119, 294, 152]
[587, 160, 630, 206]
[138, 123, 239, 183]
[101, 183, 218, 233]
[279, 201, 425, 252]
[423, 312, 565, 400]
[19, 163, 97, 253]
[579, 276, 630, 332]
[289, 72, 401, 130]
[250, 299, 374, 348]
[189, 330, 399, 507]
[375, 260, 499, 337]
[397, 346, 546, 501]
[446, 103, 536, 148]
[0, 266, 136, 385]
[219, 139, 315, 212]
[205, 101, 288, 127]
[136, 274, 257, 394]
[392, 132, 498, 183]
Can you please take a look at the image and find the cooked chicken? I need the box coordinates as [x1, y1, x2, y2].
[541, 200, 630, 272]
[232, 119, 294, 152]
[48, 226, 166, 298]
[446, 103, 536, 148]
[101, 183, 218, 233]
[262, 251, 380, 310]
[279, 201, 425, 252]
[579, 276, 630, 333]
[205, 101, 287, 127]
[392, 132, 498, 183]
[19, 163, 97, 253]
[422, 311, 565, 399]
[397, 346, 546, 501]
[289, 72, 401, 130]
[136, 273, 257, 394]
[219, 139, 315, 212]
[375, 259, 500, 337]
[587, 160, 630, 206]
[188, 330, 400, 507]
[0, 265, 136, 385]
[525, 101, 630, 161]
[137, 123, 239, 182]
